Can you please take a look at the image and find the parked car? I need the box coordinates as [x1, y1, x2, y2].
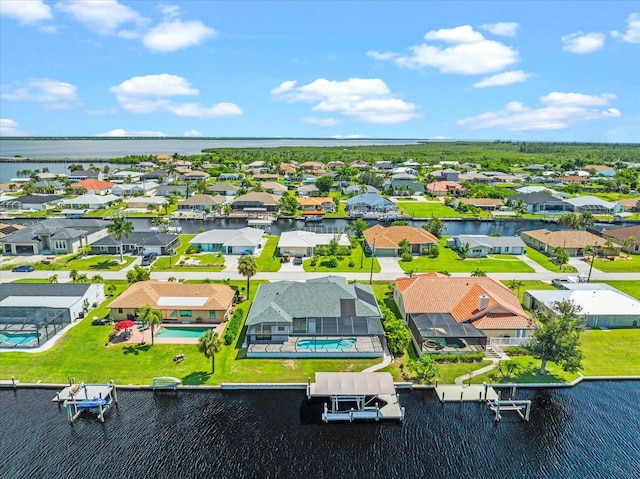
[12, 265, 35, 272]
[91, 316, 110, 326]
[141, 253, 158, 266]
[293, 254, 303, 265]
[240, 249, 252, 255]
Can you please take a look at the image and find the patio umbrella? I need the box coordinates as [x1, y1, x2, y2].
[114, 320, 136, 330]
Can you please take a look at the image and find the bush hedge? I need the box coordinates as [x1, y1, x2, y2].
[432, 352, 485, 363]
[223, 307, 244, 345]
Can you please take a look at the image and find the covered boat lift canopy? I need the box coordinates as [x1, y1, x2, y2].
[309, 372, 396, 397]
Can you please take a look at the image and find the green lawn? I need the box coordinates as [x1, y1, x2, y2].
[471, 356, 579, 384]
[396, 201, 463, 218]
[587, 253, 640, 272]
[526, 247, 578, 273]
[152, 235, 195, 270]
[581, 329, 640, 376]
[398, 239, 534, 273]
[599, 280, 640, 299]
[500, 280, 557, 305]
[302, 240, 380, 273]
[255, 235, 281, 272]
[11, 254, 136, 272]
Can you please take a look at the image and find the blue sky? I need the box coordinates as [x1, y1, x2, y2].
[1, 1, 638, 141]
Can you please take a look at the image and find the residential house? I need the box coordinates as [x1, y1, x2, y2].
[189, 227, 264, 254]
[449, 235, 526, 257]
[68, 170, 103, 181]
[260, 182, 288, 195]
[34, 180, 65, 195]
[300, 161, 324, 171]
[394, 274, 534, 355]
[141, 170, 169, 183]
[155, 185, 189, 197]
[177, 194, 226, 212]
[350, 160, 369, 169]
[111, 181, 159, 197]
[0, 223, 25, 238]
[124, 196, 165, 210]
[296, 184, 320, 197]
[509, 192, 570, 214]
[110, 171, 143, 183]
[426, 181, 465, 197]
[599, 224, 640, 254]
[90, 231, 179, 256]
[218, 173, 240, 181]
[296, 196, 336, 212]
[277, 231, 350, 257]
[458, 172, 490, 183]
[558, 175, 589, 185]
[1, 218, 108, 255]
[244, 276, 385, 358]
[431, 168, 459, 182]
[252, 173, 280, 181]
[70, 179, 115, 194]
[326, 161, 344, 169]
[345, 193, 396, 214]
[279, 162, 297, 174]
[524, 284, 639, 328]
[521, 228, 620, 257]
[181, 171, 211, 182]
[207, 183, 239, 196]
[618, 197, 640, 212]
[387, 177, 424, 194]
[514, 186, 568, 199]
[1, 194, 63, 211]
[109, 281, 235, 324]
[374, 161, 394, 171]
[63, 194, 120, 210]
[363, 224, 438, 256]
[454, 198, 504, 211]
[231, 192, 279, 212]
[565, 196, 622, 215]
[343, 185, 379, 195]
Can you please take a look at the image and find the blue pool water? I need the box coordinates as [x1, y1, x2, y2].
[297, 337, 356, 350]
[0, 331, 38, 346]
[155, 327, 213, 339]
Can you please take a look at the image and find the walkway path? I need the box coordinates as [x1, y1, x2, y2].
[516, 254, 549, 273]
[362, 337, 393, 372]
[454, 359, 500, 385]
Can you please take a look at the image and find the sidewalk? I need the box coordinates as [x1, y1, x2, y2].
[454, 359, 499, 385]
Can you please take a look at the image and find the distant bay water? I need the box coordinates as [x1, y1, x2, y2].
[0, 137, 421, 160]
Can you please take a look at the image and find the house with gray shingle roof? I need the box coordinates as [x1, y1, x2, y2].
[90, 231, 179, 256]
[245, 276, 384, 357]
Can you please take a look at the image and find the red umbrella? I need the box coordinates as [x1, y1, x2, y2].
[114, 320, 136, 330]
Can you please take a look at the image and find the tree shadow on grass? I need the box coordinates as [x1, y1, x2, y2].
[182, 371, 211, 385]
[90, 260, 120, 270]
[123, 344, 151, 355]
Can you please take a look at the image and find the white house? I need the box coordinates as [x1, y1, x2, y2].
[63, 194, 120, 210]
[277, 231, 351, 257]
[190, 227, 264, 254]
[449, 235, 527, 257]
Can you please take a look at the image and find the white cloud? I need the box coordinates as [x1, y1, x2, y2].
[368, 25, 519, 75]
[183, 129, 203, 137]
[480, 22, 519, 37]
[332, 134, 367, 139]
[110, 74, 199, 97]
[272, 77, 420, 124]
[109, 74, 241, 118]
[611, 12, 640, 43]
[473, 70, 531, 88]
[458, 92, 620, 131]
[1, 79, 79, 109]
[303, 117, 342, 127]
[56, 0, 145, 36]
[96, 128, 167, 137]
[143, 19, 215, 52]
[562, 32, 605, 53]
[270, 81, 297, 95]
[0, 0, 52, 24]
[159, 4, 181, 20]
[0, 118, 28, 136]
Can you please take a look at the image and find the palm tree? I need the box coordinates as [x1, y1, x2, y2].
[91, 274, 104, 283]
[603, 238, 616, 258]
[138, 303, 163, 345]
[471, 268, 487, 277]
[48, 274, 58, 284]
[623, 236, 637, 258]
[69, 269, 79, 282]
[508, 279, 524, 295]
[238, 254, 257, 299]
[459, 242, 470, 259]
[107, 215, 134, 263]
[198, 329, 222, 373]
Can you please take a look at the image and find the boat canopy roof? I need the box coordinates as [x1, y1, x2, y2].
[313, 372, 396, 397]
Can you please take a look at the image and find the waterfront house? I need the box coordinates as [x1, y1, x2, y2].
[564, 196, 622, 215]
[296, 196, 336, 212]
[231, 192, 279, 212]
[521, 229, 619, 257]
[617, 197, 640, 212]
[181, 171, 211, 182]
[508, 192, 570, 214]
[431, 168, 459, 182]
[374, 160, 394, 171]
[350, 160, 369, 169]
[296, 184, 320, 197]
[124, 196, 165, 210]
[109, 281, 235, 324]
[112, 181, 159, 197]
[207, 183, 239, 196]
[244, 276, 385, 358]
[90, 231, 179, 256]
[70, 179, 115, 194]
[68, 170, 103, 181]
[363, 225, 438, 256]
[63, 194, 120, 210]
[343, 185, 379, 195]
[425, 181, 465, 197]
[1, 194, 63, 211]
[514, 186, 568, 199]
[260, 182, 288, 195]
[189, 227, 264, 254]
[155, 185, 190, 197]
[448, 235, 526, 257]
[523, 284, 639, 328]
[1, 218, 108, 255]
[394, 274, 534, 355]
[140, 170, 169, 183]
[177, 194, 226, 212]
[453, 198, 504, 211]
[345, 193, 396, 214]
[34, 180, 66, 195]
[110, 170, 143, 183]
[277, 231, 350, 257]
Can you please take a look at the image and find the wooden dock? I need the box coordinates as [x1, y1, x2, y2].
[53, 381, 118, 423]
[435, 384, 499, 403]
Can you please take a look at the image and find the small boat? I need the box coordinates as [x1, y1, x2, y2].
[151, 376, 182, 390]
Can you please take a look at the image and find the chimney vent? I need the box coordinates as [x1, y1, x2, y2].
[478, 294, 490, 311]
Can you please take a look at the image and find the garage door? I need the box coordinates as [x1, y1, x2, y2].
[15, 245, 35, 255]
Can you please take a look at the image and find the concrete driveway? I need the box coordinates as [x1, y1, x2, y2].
[376, 257, 405, 275]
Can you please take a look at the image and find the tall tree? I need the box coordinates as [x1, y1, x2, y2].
[623, 236, 637, 257]
[347, 218, 369, 239]
[408, 354, 440, 384]
[526, 299, 586, 375]
[48, 274, 58, 284]
[277, 191, 298, 216]
[238, 255, 257, 299]
[423, 216, 445, 238]
[553, 246, 569, 270]
[107, 215, 134, 263]
[314, 175, 334, 193]
[198, 329, 222, 373]
[138, 303, 163, 345]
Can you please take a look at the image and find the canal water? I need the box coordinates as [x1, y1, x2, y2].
[1, 381, 638, 479]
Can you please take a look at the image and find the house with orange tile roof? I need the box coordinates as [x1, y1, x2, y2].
[364, 224, 438, 256]
[393, 274, 534, 355]
[296, 196, 336, 212]
[279, 162, 297, 174]
[425, 180, 465, 197]
[521, 228, 621, 257]
[109, 281, 235, 324]
[70, 179, 115, 194]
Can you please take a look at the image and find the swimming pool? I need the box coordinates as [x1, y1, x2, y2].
[297, 338, 356, 351]
[155, 327, 213, 339]
[431, 337, 466, 349]
[0, 331, 39, 346]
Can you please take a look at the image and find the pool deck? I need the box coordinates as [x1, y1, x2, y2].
[111, 323, 225, 346]
[247, 336, 384, 358]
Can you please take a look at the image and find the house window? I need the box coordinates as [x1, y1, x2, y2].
[209, 311, 216, 319]
[100, 246, 109, 252]
[256, 334, 272, 341]
[118, 308, 123, 314]
[180, 310, 192, 317]
[54, 241, 66, 250]
[278, 326, 285, 332]
[170, 311, 177, 318]
[505, 247, 509, 252]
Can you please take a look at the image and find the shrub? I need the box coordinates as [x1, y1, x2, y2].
[505, 346, 528, 356]
[401, 252, 413, 262]
[186, 245, 202, 254]
[348, 259, 355, 267]
[432, 354, 460, 363]
[327, 256, 339, 268]
[460, 352, 486, 363]
[430, 244, 440, 258]
[223, 307, 244, 345]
